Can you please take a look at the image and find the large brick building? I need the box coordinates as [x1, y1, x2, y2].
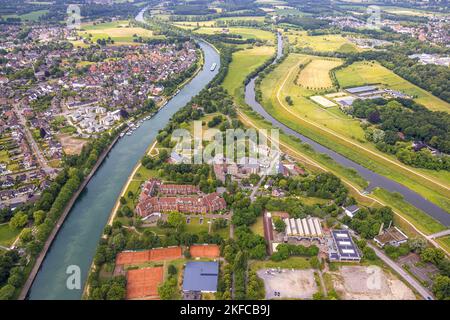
[136, 179, 226, 217]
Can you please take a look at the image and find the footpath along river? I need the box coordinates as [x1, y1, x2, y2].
[28, 15, 220, 299]
[245, 33, 450, 226]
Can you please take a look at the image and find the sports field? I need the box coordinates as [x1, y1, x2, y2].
[223, 46, 275, 98]
[335, 61, 450, 112]
[116, 247, 183, 266]
[190, 244, 220, 258]
[296, 57, 342, 89]
[78, 20, 162, 44]
[126, 266, 163, 299]
[286, 31, 361, 53]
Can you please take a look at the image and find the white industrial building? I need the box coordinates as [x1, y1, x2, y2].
[283, 217, 323, 239]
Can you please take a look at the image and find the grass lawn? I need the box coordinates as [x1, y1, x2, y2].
[250, 257, 312, 270]
[250, 216, 264, 237]
[194, 27, 275, 42]
[335, 61, 450, 113]
[78, 20, 164, 44]
[286, 30, 361, 53]
[223, 46, 275, 98]
[257, 53, 450, 214]
[436, 236, 450, 255]
[372, 188, 446, 235]
[0, 224, 20, 247]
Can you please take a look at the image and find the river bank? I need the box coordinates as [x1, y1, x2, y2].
[18, 133, 121, 300]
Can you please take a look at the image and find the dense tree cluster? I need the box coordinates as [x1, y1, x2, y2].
[351, 98, 450, 171]
[341, 206, 394, 239]
[270, 243, 319, 261]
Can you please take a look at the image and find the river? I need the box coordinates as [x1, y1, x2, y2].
[28, 12, 220, 299]
[245, 33, 450, 226]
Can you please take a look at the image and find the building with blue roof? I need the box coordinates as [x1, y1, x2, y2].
[182, 261, 219, 293]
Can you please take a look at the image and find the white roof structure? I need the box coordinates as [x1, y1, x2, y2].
[296, 218, 304, 236]
[302, 218, 310, 236]
[282, 217, 323, 238]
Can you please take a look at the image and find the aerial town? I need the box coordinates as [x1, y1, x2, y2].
[0, 0, 449, 311]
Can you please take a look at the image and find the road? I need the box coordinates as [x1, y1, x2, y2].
[250, 175, 265, 202]
[367, 243, 434, 300]
[13, 104, 53, 174]
[427, 229, 450, 239]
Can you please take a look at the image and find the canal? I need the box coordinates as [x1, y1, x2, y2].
[28, 39, 220, 299]
[245, 33, 450, 226]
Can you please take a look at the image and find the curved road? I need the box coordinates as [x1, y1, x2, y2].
[245, 33, 450, 227]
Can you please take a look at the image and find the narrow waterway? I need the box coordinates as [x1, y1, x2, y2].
[245, 33, 450, 226]
[28, 37, 220, 299]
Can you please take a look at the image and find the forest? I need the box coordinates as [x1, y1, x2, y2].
[351, 98, 450, 171]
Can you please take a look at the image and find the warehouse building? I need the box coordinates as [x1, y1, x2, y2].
[328, 230, 361, 262]
[283, 217, 323, 239]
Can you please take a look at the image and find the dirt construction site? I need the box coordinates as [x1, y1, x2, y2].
[257, 269, 318, 300]
[330, 266, 416, 300]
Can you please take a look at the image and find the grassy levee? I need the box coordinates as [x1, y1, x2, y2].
[436, 236, 450, 255]
[258, 54, 450, 214]
[372, 188, 446, 235]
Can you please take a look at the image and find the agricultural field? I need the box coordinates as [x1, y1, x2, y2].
[193, 27, 275, 42]
[257, 53, 450, 220]
[296, 57, 342, 90]
[286, 31, 361, 53]
[380, 6, 446, 17]
[174, 16, 265, 28]
[223, 46, 275, 98]
[78, 20, 163, 44]
[1, 9, 48, 21]
[335, 61, 450, 112]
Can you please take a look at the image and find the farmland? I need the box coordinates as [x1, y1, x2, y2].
[223, 46, 275, 98]
[286, 31, 361, 53]
[78, 20, 163, 44]
[192, 27, 275, 42]
[2, 10, 48, 21]
[335, 61, 450, 112]
[296, 57, 342, 90]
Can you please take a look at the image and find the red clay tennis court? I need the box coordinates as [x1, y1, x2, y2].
[190, 244, 220, 258]
[126, 267, 163, 300]
[116, 247, 182, 265]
